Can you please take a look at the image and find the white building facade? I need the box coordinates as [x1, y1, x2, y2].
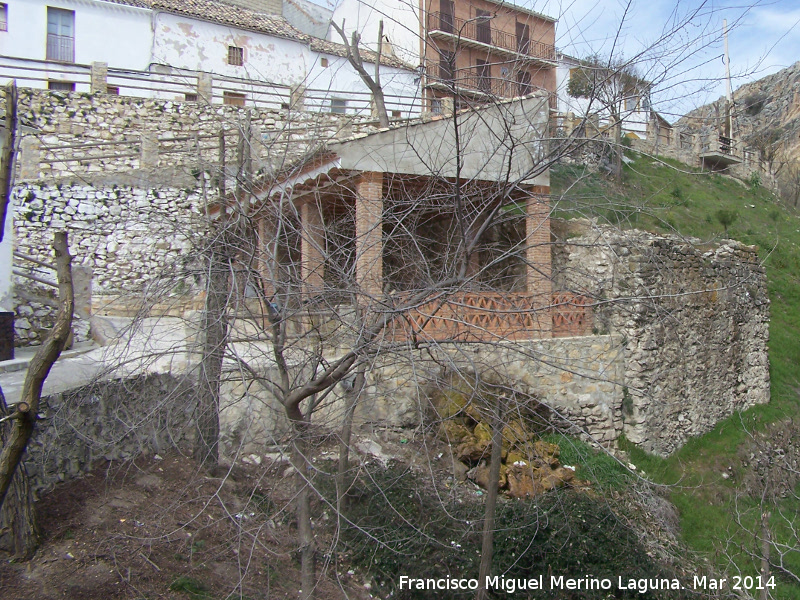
[0, 0, 421, 117]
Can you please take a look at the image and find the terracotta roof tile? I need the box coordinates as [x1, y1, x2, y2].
[109, 0, 412, 69]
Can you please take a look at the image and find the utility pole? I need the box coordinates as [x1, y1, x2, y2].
[723, 19, 734, 140]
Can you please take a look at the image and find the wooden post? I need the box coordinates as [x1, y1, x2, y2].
[0, 80, 18, 243]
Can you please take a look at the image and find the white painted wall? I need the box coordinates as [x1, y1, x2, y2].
[153, 12, 421, 116]
[328, 0, 422, 66]
[0, 0, 422, 114]
[0, 0, 152, 69]
[152, 12, 310, 86]
[305, 52, 421, 117]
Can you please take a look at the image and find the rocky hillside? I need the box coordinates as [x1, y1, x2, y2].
[679, 61, 800, 167]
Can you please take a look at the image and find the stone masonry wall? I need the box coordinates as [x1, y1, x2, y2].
[24, 374, 196, 498]
[552, 221, 770, 456]
[12, 183, 204, 345]
[216, 334, 626, 458]
[16, 89, 380, 184]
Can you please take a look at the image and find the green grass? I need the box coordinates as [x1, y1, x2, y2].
[543, 433, 631, 490]
[552, 152, 800, 598]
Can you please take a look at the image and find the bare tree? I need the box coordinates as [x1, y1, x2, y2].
[566, 54, 647, 183]
[331, 19, 390, 127]
[0, 231, 73, 557]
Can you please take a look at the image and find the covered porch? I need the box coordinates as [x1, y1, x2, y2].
[249, 95, 592, 342]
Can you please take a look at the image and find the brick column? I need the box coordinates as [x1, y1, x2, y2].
[301, 200, 325, 297]
[90, 62, 108, 94]
[256, 216, 276, 301]
[355, 171, 383, 297]
[526, 190, 552, 337]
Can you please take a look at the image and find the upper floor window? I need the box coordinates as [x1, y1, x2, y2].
[516, 22, 530, 54]
[228, 45, 244, 66]
[330, 98, 347, 114]
[0, 4, 8, 32]
[439, 0, 454, 33]
[48, 80, 75, 92]
[476, 10, 492, 45]
[46, 7, 75, 62]
[223, 91, 246, 106]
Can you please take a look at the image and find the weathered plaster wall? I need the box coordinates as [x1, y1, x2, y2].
[552, 222, 770, 456]
[153, 12, 308, 86]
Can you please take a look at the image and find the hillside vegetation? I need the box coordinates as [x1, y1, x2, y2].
[552, 152, 800, 599]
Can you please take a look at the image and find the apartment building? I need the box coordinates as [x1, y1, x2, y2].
[328, 0, 558, 112]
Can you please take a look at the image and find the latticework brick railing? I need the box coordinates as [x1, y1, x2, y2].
[551, 292, 593, 338]
[389, 292, 593, 342]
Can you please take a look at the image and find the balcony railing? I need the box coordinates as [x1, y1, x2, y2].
[427, 63, 533, 98]
[389, 292, 593, 342]
[427, 11, 556, 62]
[46, 34, 74, 63]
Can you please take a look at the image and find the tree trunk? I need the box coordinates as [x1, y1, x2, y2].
[194, 244, 229, 471]
[0, 387, 39, 559]
[0, 232, 73, 558]
[476, 392, 506, 600]
[337, 365, 366, 511]
[290, 412, 316, 600]
[760, 508, 771, 600]
[614, 117, 623, 185]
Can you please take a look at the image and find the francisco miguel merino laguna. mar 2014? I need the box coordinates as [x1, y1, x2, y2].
[398, 575, 685, 593]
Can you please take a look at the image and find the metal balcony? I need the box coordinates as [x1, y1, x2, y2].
[46, 34, 75, 63]
[427, 12, 556, 67]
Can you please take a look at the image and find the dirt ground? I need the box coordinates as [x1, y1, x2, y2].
[0, 448, 379, 600]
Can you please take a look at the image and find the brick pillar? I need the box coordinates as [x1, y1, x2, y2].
[197, 72, 213, 104]
[90, 62, 108, 94]
[19, 136, 41, 180]
[526, 191, 552, 337]
[256, 215, 276, 300]
[355, 171, 383, 297]
[301, 200, 325, 297]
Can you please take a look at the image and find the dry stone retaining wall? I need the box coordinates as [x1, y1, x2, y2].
[12, 183, 203, 345]
[552, 222, 770, 455]
[16, 89, 380, 184]
[23, 374, 196, 498]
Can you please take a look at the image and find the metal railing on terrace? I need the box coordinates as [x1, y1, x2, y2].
[46, 34, 74, 63]
[427, 11, 556, 62]
[0, 55, 423, 117]
[426, 62, 539, 98]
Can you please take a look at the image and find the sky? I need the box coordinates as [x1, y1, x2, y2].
[309, 0, 800, 119]
[538, 0, 800, 116]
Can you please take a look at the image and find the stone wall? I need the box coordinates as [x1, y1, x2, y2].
[24, 374, 196, 498]
[16, 89, 381, 184]
[552, 221, 770, 456]
[12, 183, 204, 345]
[216, 334, 626, 458]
